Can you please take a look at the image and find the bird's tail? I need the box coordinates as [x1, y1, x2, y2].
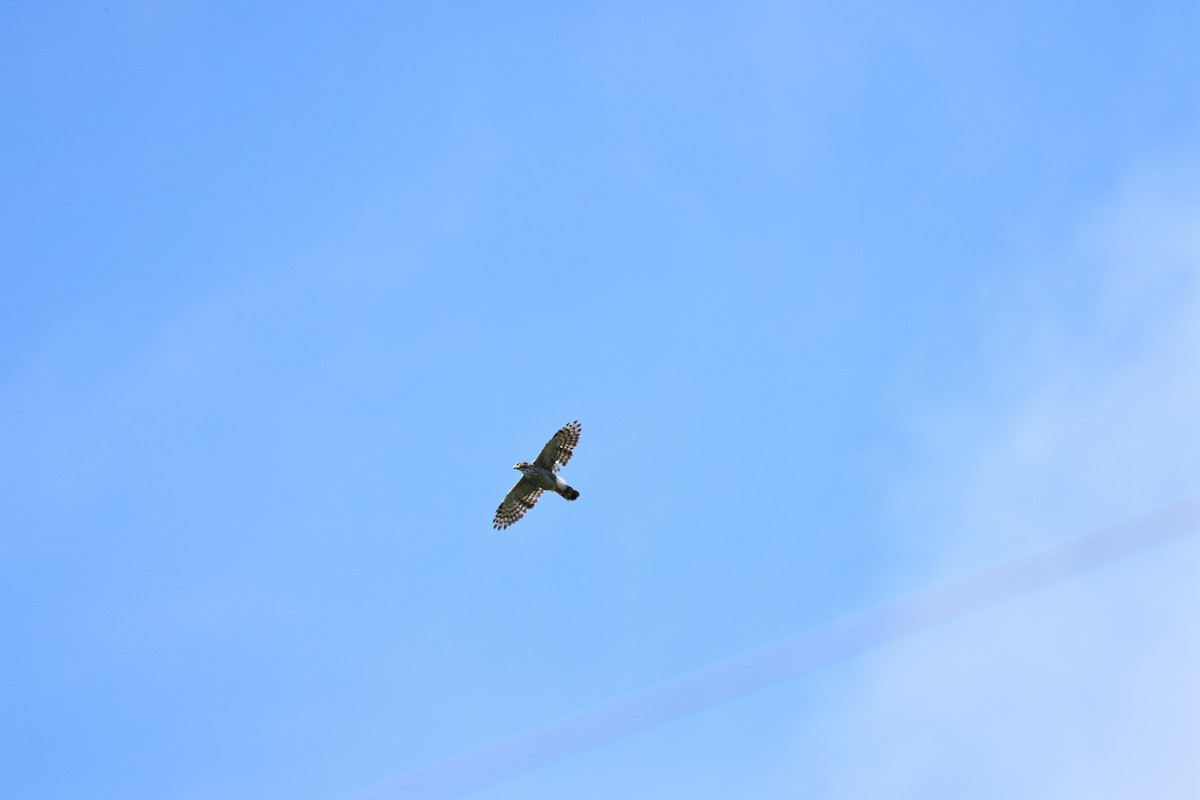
[561, 485, 580, 501]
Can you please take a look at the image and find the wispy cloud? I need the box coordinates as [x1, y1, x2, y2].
[799, 153, 1200, 799]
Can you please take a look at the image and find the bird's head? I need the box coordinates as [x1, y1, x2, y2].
[513, 461, 531, 472]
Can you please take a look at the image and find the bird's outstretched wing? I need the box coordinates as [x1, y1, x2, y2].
[493, 476, 544, 530]
[533, 420, 582, 473]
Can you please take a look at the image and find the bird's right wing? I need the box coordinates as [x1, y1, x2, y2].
[493, 476, 544, 530]
[533, 420, 582, 473]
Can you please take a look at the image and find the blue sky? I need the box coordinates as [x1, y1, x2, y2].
[2, 2, 1198, 799]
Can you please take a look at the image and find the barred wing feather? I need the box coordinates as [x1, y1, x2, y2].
[533, 420, 582, 473]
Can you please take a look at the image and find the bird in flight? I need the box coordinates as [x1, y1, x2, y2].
[493, 421, 582, 530]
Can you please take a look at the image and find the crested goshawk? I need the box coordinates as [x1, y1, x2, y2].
[492, 421, 582, 530]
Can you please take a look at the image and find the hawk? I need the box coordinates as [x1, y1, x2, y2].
[493, 421, 582, 530]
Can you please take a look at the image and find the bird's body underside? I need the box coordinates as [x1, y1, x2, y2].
[493, 421, 582, 530]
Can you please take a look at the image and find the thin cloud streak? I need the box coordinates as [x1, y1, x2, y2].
[346, 494, 1200, 800]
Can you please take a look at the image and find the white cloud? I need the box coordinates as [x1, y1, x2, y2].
[800, 155, 1200, 798]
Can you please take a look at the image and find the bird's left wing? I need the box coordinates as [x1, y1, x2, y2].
[493, 476, 544, 530]
[533, 420, 582, 473]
